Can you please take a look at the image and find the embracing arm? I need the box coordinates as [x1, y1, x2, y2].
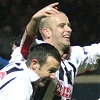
[72, 43, 100, 76]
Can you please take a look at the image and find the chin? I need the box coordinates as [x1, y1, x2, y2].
[64, 43, 70, 49]
[66, 42, 70, 47]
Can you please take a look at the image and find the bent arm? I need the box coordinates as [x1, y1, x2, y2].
[20, 2, 59, 59]
[71, 44, 100, 76]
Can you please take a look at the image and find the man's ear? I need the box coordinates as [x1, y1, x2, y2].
[42, 28, 51, 38]
[31, 59, 38, 70]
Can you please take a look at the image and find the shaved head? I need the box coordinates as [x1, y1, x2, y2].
[39, 11, 66, 35]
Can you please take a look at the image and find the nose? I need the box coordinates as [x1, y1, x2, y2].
[69, 27, 72, 33]
[50, 73, 56, 79]
[65, 25, 72, 33]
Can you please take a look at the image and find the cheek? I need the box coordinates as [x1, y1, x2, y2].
[52, 31, 61, 39]
[42, 72, 50, 77]
[39, 71, 50, 77]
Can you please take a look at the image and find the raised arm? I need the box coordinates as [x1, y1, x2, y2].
[27, 2, 59, 36]
[20, 2, 59, 59]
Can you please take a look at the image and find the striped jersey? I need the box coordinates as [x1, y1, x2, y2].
[20, 32, 100, 100]
[0, 61, 40, 100]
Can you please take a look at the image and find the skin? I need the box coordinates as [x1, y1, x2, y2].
[29, 56, 60, 87]
[10, 44, 18, 57]
[12, 44, 17, 51]
[21, 2, 72, 86]
[25, 2, 72, 58]
[26, 2, 59, 35]
[41, 13, 72, 56]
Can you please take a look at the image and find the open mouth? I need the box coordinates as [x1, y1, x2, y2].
[63, 34, 70, 40]
[64, 36, 70, 39]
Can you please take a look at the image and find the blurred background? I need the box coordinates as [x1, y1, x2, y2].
[0, 0, 100, 99]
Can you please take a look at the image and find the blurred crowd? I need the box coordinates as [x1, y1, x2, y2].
[0, 0, 100, 60]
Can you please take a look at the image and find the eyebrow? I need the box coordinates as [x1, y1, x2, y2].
[57, 22, 71, 27]
[48, 67, 58, 71]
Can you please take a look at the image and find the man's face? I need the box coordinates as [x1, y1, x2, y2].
[50, 13, 72, 50]
[37, 56, 60, 87]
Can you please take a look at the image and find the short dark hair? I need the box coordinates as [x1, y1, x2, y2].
[26, 43, 61, 67]
[10, 35, 22, 47]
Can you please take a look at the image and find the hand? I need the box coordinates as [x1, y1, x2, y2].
[32, 2, 59, 21]
[26, 2, 59, 36]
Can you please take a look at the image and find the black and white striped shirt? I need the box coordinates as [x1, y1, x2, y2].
[32, 39, 99, 100]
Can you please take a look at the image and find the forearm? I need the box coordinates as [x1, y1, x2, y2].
[27, 2, 59, 36]
[20, 2, 59, 59]
[27, 17, 40, 36]
[20, 17, 40, 59]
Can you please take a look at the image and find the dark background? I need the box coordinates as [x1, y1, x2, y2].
[0, 0, 100, 99]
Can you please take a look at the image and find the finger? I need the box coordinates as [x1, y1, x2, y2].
[42, 13, 51, 17]
[45, 7, 51, 11]
[54, 7, 58, 10]
[48, 2, 59, 7]
[45, 7, 59, 14]
[49, 7, 59, 13]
